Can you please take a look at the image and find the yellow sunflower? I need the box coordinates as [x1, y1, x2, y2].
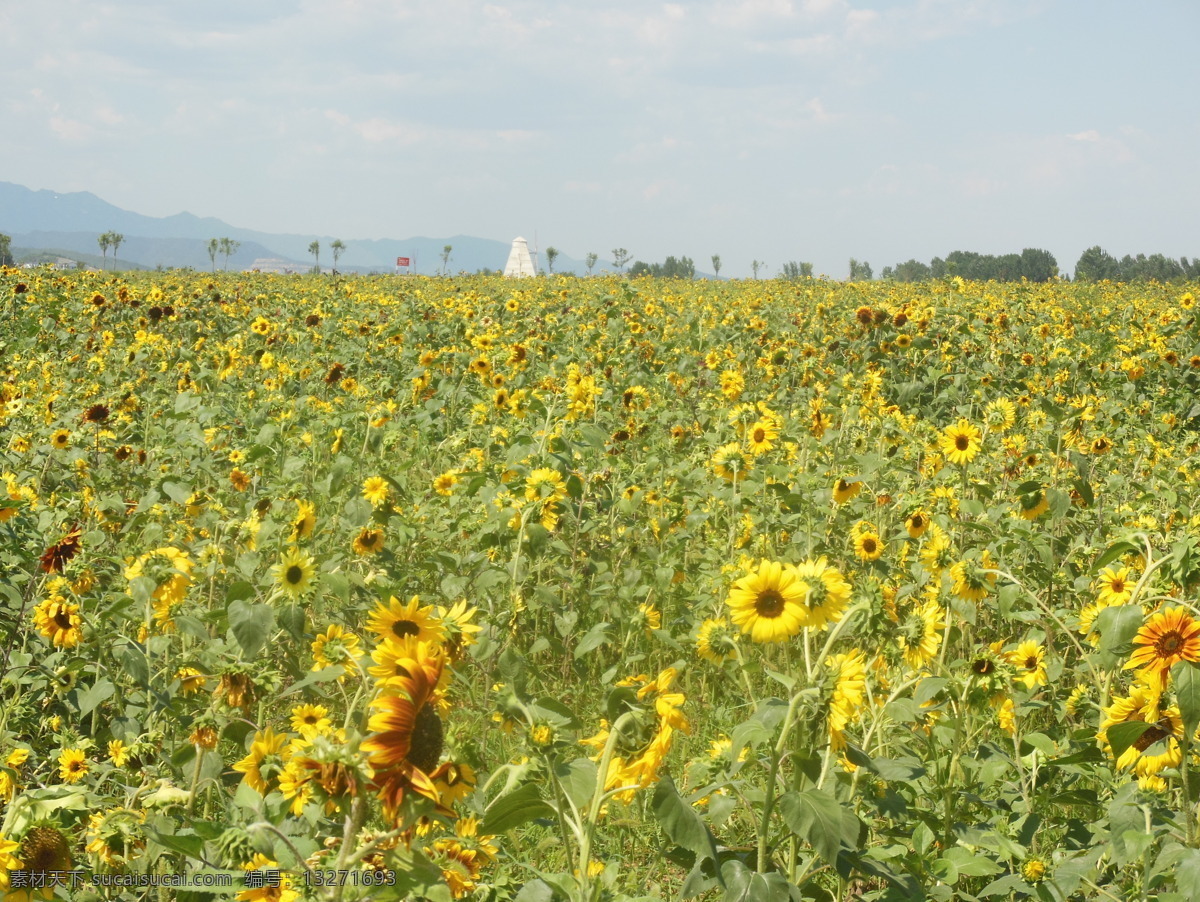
[1096, 566, 1135, 606]
[725, 560, 809, 643]
[696, 617, 738, 664]
[362, 476, 390, 507]
[352, 527, 385, 555]
[233, 728, 291, 795]
[792, 557, 852, 630]
[272, 547, 315, 598]
[939, 419, 981, 466]
[1124, 607, 1200, 691]
[366, 595, 446, 645]
[58, 747, 89, 783]
[1007, 640, 1048, 689]
[896, 592, 945, 670]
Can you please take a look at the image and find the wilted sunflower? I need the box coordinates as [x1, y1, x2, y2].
[272, 547, 315, 598]
[352, 527, 385, 555]
[726, 560, 809, 643]
[940, 419, 981, 466]
[82, 404, 110, 425]
[39, 525, 82, 574]
[1124, 607, 1200, 691]
[367, 595, 446, 646]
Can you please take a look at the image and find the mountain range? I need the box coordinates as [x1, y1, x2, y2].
[0, 181, 595, 275]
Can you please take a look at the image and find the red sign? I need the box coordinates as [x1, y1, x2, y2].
[396, 257, 411, 266]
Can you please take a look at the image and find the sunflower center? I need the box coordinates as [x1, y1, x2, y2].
[753, 428, 766, 443]
[911, 515, 924, 528]
[392, 621, 420, 639]
[755, 589, 787, 618]
[861, 538, 877, 554]
[1110, 579, 1125, 593]
[1156, 631, 1185, 656]
[955, 435, 970, 451]
[54, 609, 74, 630]
[286, 565, 304, 584]
[1024, 656, 1038, 670]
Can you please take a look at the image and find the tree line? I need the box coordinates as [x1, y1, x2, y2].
[1073, 247, 1200, 283]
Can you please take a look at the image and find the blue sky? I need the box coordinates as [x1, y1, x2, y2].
[2, 0, 1197, 277]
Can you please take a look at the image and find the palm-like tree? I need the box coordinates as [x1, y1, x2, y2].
[219, 238, 240, 271]
[308, 241, 321, 274]
[109, 233, 124, 269]
[330, 239, 345, 273]
[98, 233, 111, 269]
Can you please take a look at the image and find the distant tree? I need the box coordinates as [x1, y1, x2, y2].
[848, 258, 872, 280]
[662, 256, 695, 279]
[711, 254, 722, 278]
[309, 241, 321, 274]
[98, 233, 112, 269]
[1074, 246, 1119, 282]
[0, 233, 13, 267]
[440, 244, 452, 275]
[207, 239, 219, 272]
[751, 260, 765, 279]
[585, 252, 598, 275]
[1019, 248, 1057, 282]
[780, 261, 813, 280]
[330, 239, 345, 273]
[612, 248, 631, 273]
[628, 261, 652, 277]
[545, 246, 559, 274]
[219, 238, 240, 271]
[108, 233, 124, 268]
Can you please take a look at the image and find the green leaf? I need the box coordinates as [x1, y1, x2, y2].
[1094, 604, 1145, 670]
[160, 480, 191, 504]
[652, 776, 722, 878]
[574, 621, 611, 659]
[148, 828, 206, 859]
[278, 666, 345, 697]
[1093, 540, 1140, 573]
[77, 678, 114, 717]
[553, 759, 597, 811]
[481, 783, 555, 834]
[227, 600, 275, 660]
[778, 788, 860, 865]
[719, 861, 793, 902]
[1174, 661, 1200, 739]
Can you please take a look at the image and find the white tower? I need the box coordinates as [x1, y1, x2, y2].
[503, 237, 538, 278]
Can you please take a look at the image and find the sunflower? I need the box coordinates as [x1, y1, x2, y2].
[430, 761, 477, 807]
[269, 547, 315, 599]
[525, 468, 567, 503]
[237, 854, 298, 902]
[745, 419, 779, 455]
[696, 617, 738, 664]
[1100, 683, 1183, 776]
[1124, 607, 1200, 691]
[920, 525, 955, 575]
[352, 527, 385, 555]
[108, 740, 130, 767]
[311, 624, 362, 672]
[84, 807, 145, 868]
[434, 471, 460, 496]
[1007, 640, 1048, 689]
[50, 429, 70, 450]
[39, 525, 82, 574]
[904, 510, 929, 539]
[725, 560, 809, 643]
[233, 728, 291, 795]
[17, 826, 72, 882]
[1017, 488, 1049, 521]
[32, 597, 82, 648]
[291, 499, 316, 541]
[853, 528, 884, 562]
[832, 477, 861, 504]
[58, 748, 89, 783]
[896, 593, 945, 670]
[950, 554, 996, 602]
[435, 600, 483, 659]
[362, 476, 390, 507]
[366, 595, 446, 646]
[712, 442, 752, 482]
[939, 419, 981, 466]
[361, 642, 446, 771]
[792, 557, 852, 630]
[1096, 566, 1135, 606]
[984, 398, 1016, 432]
[290, 704, 332, 739]
[826, 650, 867, 750]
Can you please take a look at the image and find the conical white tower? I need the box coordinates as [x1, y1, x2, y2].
[503, 237, 538, 278]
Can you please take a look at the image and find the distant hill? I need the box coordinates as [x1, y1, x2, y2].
[0, 182, 595, 274]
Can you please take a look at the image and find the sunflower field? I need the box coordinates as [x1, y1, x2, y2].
[4, 267, 1200, 902]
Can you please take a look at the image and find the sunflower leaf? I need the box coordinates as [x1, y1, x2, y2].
[1106, 720, 1153, 762]
[481, 783, 555, 834]
[1173, 661, 1200, 739]
[227, 599, 275, 660]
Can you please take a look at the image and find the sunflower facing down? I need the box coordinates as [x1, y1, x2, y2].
[896, 592, 945, 671]
[233, 728, 291, 795]
[726, 560, 810, 643]
[791, 557, 852, 630]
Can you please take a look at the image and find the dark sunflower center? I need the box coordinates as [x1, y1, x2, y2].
[286, 565, 304, 584]
[1156, 631, 1185, 656]
[973, 659, 994, 675]
[755, 589, 786, 618]
[1110, 579, 1125, 593]
[392, 620, 420, 639]
[911, 515, 925, 528]
[955, 435, 970, 451]
[54, 609, 73, 629]
[753, 428, 766, 443]
[1024, 656, 1038, 670]
[862, 538, 877, 554]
